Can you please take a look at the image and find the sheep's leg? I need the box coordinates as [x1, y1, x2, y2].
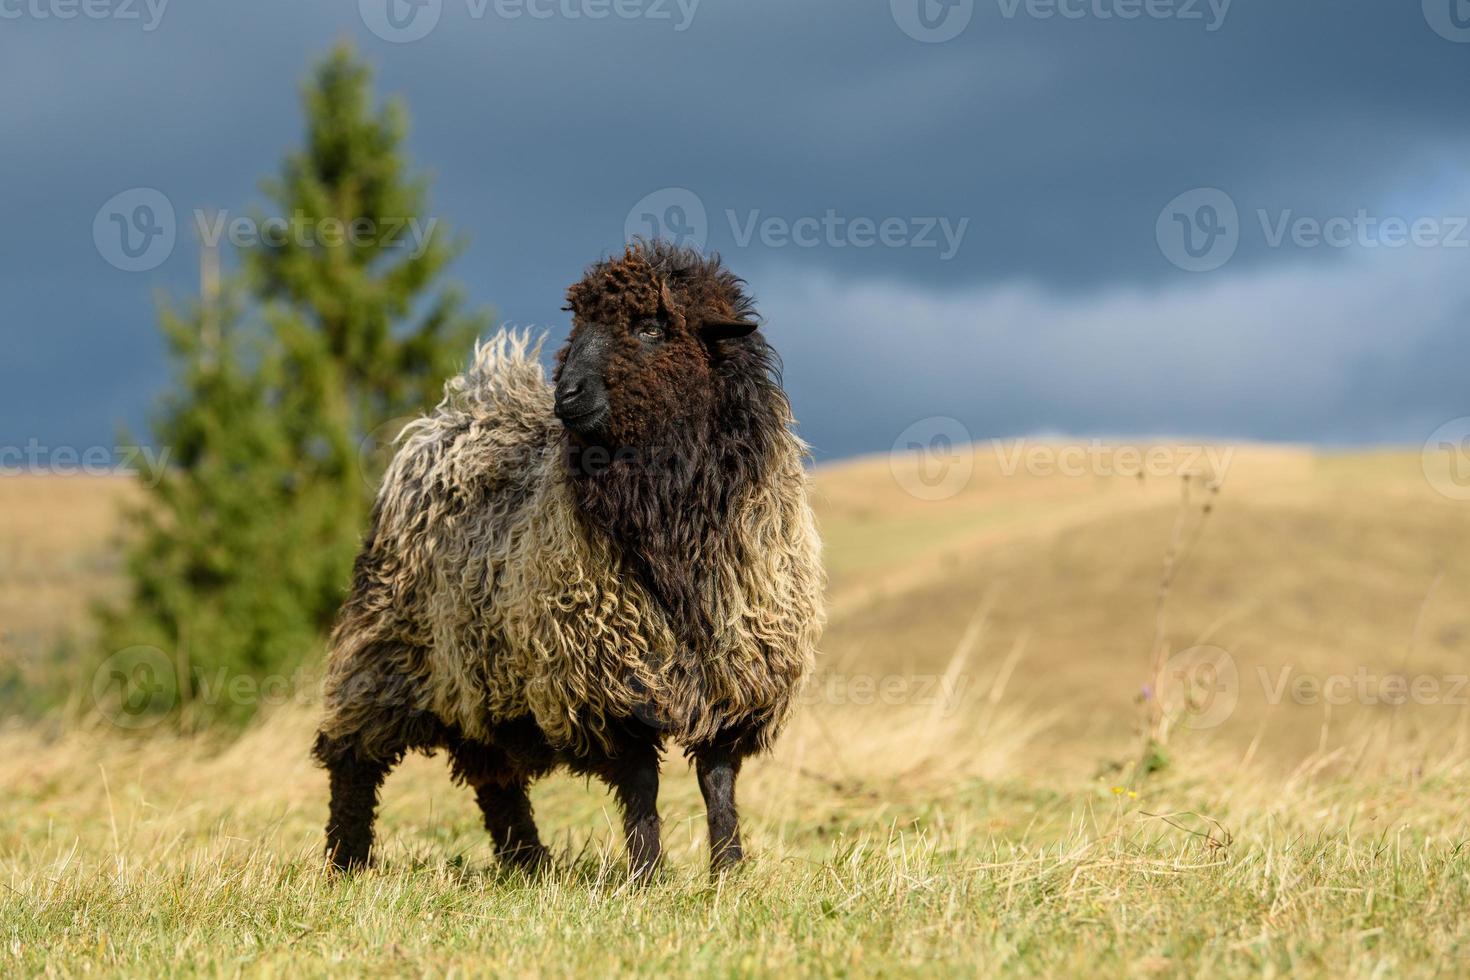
[605, 746, 662, 881]
[473, 781, 550, 871]
[448, 741, 549, 871]
[693, 746, 745, 874]
[319, 738, 397, 872]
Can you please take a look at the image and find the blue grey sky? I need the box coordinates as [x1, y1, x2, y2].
[3, 0, 1468, 460]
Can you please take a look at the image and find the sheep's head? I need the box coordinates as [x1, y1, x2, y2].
[555, 242, 759, 448]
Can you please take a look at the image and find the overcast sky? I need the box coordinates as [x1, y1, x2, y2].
[3, 0, 1468, 461]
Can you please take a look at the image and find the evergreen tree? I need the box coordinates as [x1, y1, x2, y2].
[102, 46, 490, 726]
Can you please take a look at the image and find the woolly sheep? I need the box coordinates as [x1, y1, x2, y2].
[313, 241, 825, 878]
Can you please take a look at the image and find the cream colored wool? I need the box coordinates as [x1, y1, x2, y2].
[319, 330, 825, 757]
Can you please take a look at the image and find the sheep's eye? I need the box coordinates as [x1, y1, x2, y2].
[635, 320, 664, 341]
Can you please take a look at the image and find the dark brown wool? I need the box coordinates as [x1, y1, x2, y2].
[313, 242, 824, 879]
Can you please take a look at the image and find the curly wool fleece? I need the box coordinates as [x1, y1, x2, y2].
[317, 330, 825, 759]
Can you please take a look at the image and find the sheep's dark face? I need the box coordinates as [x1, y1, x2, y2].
[555, 246, 757, 449]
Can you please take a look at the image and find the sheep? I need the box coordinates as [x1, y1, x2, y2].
[312, 241, 825, 878]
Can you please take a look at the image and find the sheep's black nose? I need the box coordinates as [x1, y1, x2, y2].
[554, 374, 608, 435]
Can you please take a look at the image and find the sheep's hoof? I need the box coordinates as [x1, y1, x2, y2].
[325, 842, 375, 875]
[626, 859, 663, 887]
[709, 848, 745, 880]
[500, 844, 551, 876]
[326, 857, 373, 876]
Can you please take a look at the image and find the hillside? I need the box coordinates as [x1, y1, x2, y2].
[818, 442, 1469, 767]
[4, 444, 1469, 975]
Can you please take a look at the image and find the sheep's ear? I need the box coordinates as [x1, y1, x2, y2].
[699, 317, 759, 341]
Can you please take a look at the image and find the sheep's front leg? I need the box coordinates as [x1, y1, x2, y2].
[694, 746, 745, 874]
[606, 746, 662, 881]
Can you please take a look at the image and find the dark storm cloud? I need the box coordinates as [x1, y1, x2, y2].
[1, 0, 1466, 459]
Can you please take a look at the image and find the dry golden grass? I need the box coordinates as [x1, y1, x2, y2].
[3, 443, 1469, 976]
[0, 476, 136, 639]
[819, 442, 1469, 767]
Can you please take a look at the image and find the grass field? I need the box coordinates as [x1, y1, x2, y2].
[4, 441, 1470, 976]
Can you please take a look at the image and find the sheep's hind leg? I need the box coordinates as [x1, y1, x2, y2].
[473, 781, 550, 871]
[693, 744, 745, 875]
[601, 742, 662, 882]
[449, 742, 549, 872]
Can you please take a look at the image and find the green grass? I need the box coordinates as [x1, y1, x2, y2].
[7, 721, 1470, 977]
[2, 702, 1470, 975]
[5, 445, 1470, 976]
